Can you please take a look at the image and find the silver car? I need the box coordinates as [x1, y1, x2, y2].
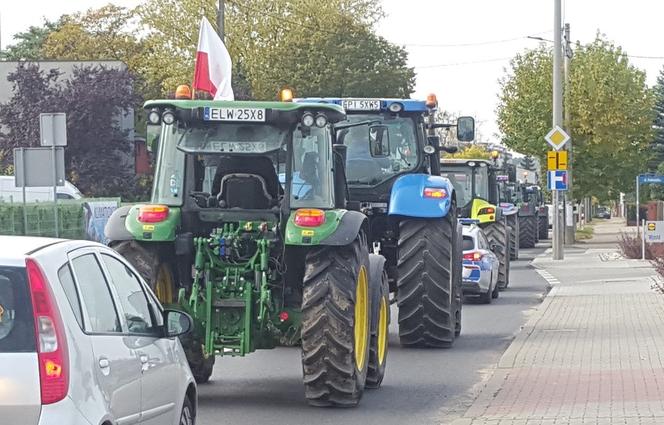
[461, 223, 500, 303]
[0, 236, 197, 425]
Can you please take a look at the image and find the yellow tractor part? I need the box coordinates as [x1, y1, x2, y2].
[470, 198, 499, 224]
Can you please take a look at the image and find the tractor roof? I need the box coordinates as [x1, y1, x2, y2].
[144, 99, 346, 122]
[440, 158, 493, 166]
[294, 97, 431, 113]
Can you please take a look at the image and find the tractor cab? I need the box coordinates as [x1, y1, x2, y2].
[439, 159, 500, 224]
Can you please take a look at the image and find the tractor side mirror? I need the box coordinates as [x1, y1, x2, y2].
[456, 116, 475, 142]
[441, 146, 458, 154]
[147, 124, 160, 157]
[369, 125, 390, 157]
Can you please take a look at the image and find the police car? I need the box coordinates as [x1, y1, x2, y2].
[461, 219, 501, 303]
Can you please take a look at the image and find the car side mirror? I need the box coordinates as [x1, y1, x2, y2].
[369, 125, 390, 157]
[490, 243, 504, 254]
[456, 116, 475, 142]
[164, 309, 193, 337]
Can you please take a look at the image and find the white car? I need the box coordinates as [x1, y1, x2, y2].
[461, 220, 501, 303]
[0, 236, 197, 425]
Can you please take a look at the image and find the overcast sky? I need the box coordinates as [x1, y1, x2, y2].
[2, 0, 663, 142]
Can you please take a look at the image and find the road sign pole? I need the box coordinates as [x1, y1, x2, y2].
[636, 175, 640, 237]
[642, 220, 646, 261]
[52, 144, 59, 238]
[552, 0, 564, 260]
[21, 148, 27, 233]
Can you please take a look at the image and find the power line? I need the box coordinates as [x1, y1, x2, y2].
[415, 57, 512, 69]
[405, 30, 553, 48]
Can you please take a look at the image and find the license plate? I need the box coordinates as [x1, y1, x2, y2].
[204, 107, 266, 122]
[341, 99, 381, 111]
[207, 141, 267, 153]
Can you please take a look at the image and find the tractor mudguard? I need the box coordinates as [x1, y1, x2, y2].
[285, 209, 367, 246]
[388, 174, 454, 218]
[498, 202, 519, 217]
[104, 205, 134, 242]
[105, 204, 181, 243]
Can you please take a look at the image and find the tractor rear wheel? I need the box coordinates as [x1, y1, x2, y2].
[507, 214, 519, 260]
[538, 210, 549, 240]
[366, 254, 389, 389]
[301, 235, 371, 407]
[397, 213, 455, 348]
[519, 216, 538, 249]
[111, 240, 177, 304]
[484, 220, 510, 289]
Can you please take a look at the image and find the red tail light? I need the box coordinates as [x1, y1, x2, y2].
[138, 205, 169, 223]
[463, 251, 483, 261]
[423, 187, 448, 199]
[26, 259, 69, 405]
[478, 207, 495, 215]
[294, 209, 325, 227]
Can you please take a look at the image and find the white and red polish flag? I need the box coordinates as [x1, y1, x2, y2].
[193, 17, 234, 100]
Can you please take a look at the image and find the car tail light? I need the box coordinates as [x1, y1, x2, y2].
[478, 207, 495, 215]
[26, 259, 69, 405]
[463, 251, 483, 261]
[423, 187, 447, 199]
[294, 209, 325, 227]
[138, 205, 169, 223]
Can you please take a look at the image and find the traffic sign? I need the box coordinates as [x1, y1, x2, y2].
[639, 174, 664, 185]
[39, 113, 67, 147]
[547, 170, 568, 191]
[545, 125, 570, 151]
[546, 150, 568, 170]
[645, 221, 664, 243]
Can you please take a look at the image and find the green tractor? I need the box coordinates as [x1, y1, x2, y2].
[440, 159, 513, 288]
[105, 96, 389, 407]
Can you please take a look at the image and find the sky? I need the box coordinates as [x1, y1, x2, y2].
[2, 0, 664, 142]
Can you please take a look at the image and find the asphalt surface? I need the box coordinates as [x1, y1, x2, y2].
[196, 244, 550, 425]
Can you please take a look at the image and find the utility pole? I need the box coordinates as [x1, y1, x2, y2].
[563, 23, 575, 244]
[552, 0, 564, 260]
[217, 0, 225, 41]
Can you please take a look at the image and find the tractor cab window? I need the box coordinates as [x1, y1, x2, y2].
[291, 125, 334, 209]
[153, 124, 186, 206]
[339, 114, 418, 186]
[441, 165, 490, 208]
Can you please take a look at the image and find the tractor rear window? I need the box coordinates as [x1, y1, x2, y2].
[0, 266, 36, 353]
[462, 236, 475, 251]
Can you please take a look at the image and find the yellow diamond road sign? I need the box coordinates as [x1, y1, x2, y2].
[545, 125, 570, 151]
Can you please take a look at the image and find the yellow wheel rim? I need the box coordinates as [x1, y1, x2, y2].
[354, 266, 369, 371]
[155, 263, 174, 304]
[377, 295, 388, 365]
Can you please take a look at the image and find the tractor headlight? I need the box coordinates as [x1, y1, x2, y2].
[388, 102, 403, 113]
[301, 112, 315, 127]
[314, 114, 328, 128]
[162, 109, 176, 125]
[148, 109, 161, 125]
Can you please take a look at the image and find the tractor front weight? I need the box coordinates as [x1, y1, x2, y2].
[178, 221, 293, 358]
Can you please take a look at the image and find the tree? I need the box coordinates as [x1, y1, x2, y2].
[0, 21, 61, 60]
[0, 63, 140, 197]
[651, 67, 664, 171]
[448, 145, 491, 160]
[497, 37, 654, 201]
[136, 0, 413, 99]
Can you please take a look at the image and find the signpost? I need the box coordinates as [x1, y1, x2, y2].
[40, 113, 67, 237]
[547, 170, 568, 190]
[545, 126, 570, 151]
[636, 174, 664, 259]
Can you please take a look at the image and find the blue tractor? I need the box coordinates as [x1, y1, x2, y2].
[296, 96, 475, 348]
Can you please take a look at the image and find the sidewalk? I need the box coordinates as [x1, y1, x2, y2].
[451, 219, 664, 425]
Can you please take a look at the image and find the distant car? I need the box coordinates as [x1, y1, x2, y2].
[596, 207, 611, 219]
[461, 220, 501, 303]
[0, 175, 83, 202]
[0, 236, 197, 425]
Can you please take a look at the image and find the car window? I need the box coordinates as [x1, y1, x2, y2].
[58, 264, 84, 328]
[0, 267, 35, 353]
[71, 254, 122, 333]
[462, 236, 475, 251]
[56, 193, 74, 200]
[479, 233, 489, 250]
[101, 254, 160, 335]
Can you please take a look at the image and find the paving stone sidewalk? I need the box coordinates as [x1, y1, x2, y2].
[450, 219, 664, 425]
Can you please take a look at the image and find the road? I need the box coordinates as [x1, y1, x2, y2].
[197, 244, 550, 425]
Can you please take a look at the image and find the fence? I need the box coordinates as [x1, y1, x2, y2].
[0, 198, 121, 240]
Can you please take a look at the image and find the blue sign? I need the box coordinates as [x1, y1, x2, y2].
[639, 174, 664, 185]
[547, 170, 568, 191]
